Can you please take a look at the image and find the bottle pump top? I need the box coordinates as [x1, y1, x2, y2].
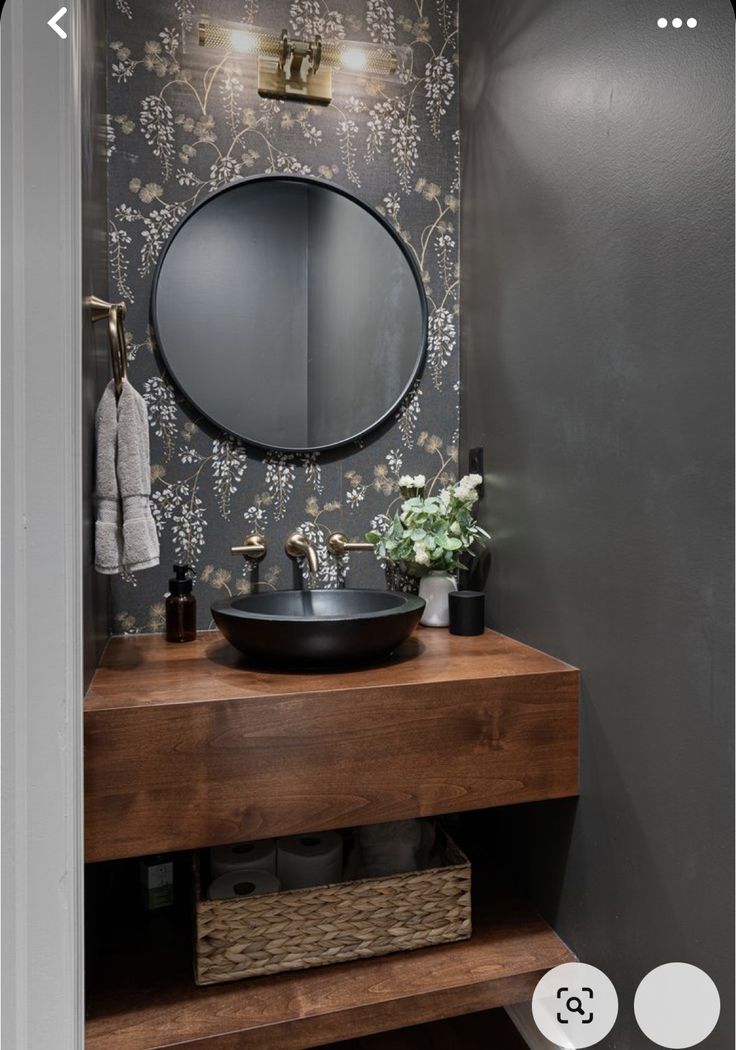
[169, 564, 194, 596]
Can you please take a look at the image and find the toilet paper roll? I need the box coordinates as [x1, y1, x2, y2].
[359, 820, 422, 848]
[277, 831, 344, 890]
[207, 868, 280, 901]
[358, 819, 424, 877]
[209, 839, 276, 879]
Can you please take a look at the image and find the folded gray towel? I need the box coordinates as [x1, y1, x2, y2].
[94, 379, 159, 575]
[117, 380, 160, 572]
[94, 382, 124, 575]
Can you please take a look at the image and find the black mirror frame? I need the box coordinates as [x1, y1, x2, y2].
[150, 173, 429, 454]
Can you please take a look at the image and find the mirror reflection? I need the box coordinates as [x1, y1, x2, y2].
[152, 176, 427, 452]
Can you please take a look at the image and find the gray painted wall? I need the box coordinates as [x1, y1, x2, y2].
[82, 0, 111, 687]
[460, 0, 734, 1045]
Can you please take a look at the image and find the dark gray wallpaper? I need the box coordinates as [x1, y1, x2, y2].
[105, 0, 459, 632]
[461, 0, 734, 1045]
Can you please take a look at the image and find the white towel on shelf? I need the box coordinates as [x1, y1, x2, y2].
[94, 379, 159, 575]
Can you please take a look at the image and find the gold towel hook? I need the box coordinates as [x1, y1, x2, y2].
[85, 295, 128, 396]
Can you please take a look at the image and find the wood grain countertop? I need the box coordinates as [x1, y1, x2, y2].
[85, 628, 579, 862]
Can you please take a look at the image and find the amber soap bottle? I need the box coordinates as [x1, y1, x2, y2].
[165, 564, 196, 643]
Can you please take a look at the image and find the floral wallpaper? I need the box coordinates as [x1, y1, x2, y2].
[105, 0, 459, 632]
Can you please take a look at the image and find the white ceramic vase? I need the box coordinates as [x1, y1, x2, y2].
[418, 571, 457, 627]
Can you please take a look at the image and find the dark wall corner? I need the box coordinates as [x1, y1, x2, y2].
[460, 0, 734, 1045]
[82, 0, 111, 689]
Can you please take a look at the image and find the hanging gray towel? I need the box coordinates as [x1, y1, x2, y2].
[94, 381, 123, 574]
[117, 379, 159, 571]
[94, 379, 159, 575]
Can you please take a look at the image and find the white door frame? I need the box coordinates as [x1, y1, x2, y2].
[1, 2, 85, 1047]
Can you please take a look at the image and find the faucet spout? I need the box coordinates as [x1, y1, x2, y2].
[304, 543, 319, 574]
[285, 532, 319, 575]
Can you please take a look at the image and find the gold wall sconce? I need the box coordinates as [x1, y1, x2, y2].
[196, 17, 412, 105]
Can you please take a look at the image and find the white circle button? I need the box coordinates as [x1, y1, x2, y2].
[687, 17, 698, 27]
[532, 962, 618, 1048]
[657, 17, 668, 27]
[634, 963, 720, 1048]
[672, 17, 683, 27]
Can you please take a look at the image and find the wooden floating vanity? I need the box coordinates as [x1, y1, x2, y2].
[85, 628, 579, 863]
[84, 626, 579, 1050]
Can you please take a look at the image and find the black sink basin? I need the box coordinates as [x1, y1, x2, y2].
[211, 588, 425, 668]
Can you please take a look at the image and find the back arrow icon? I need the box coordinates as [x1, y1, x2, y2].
[48, 7, 68, 39]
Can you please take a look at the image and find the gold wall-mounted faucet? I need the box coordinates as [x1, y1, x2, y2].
[285, 532, 319, 574]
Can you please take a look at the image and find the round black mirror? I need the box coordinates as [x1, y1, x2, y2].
[151, 175, 427, 452]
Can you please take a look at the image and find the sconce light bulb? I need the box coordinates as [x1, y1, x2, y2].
[340, 46, 368, 72]
[229, 28, 260, 54]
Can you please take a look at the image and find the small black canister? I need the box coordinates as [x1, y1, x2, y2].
[448, 590, 485, 636]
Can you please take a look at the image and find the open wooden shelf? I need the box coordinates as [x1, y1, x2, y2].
[332, 1008, 529, 1049]
[85, 628, 579, 862]
[85, 874, 573, 1050]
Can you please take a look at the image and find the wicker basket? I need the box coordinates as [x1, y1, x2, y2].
[193, 827, 471, 986]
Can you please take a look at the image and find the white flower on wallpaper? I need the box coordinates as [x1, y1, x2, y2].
[398, 382, 422, 446]
[105, 0, 460, 632]
[437, 0, 455, 37]
[364, 97, 419, 191]
[174, 0, 196, 32]
[212, 437, 248, 518]
[425, 54, 455, 137]
[144, 376, 178, 460]
[109, 219, 134, 301]
[301, 452, 323, 494]
[427, 306, 456, 387]
[264, 452, 297, 520]
[333, 118, 358, 184]
[290, 0, 346, 39]
[140, 95, 176, 179]
[366, 0, 396, 44]
[388, 101, 420, 192]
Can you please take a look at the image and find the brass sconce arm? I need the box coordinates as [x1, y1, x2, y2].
[327, 532, 375, 557]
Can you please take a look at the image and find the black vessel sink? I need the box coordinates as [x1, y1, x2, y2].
[211, 589, 425, 668]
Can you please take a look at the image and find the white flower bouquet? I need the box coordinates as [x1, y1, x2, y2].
[366, 473, 488, 578]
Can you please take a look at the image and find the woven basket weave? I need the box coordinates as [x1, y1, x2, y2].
[194, 828, 471, 986]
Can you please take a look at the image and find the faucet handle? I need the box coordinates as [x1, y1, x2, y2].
[327, 532, 375, 557]
[231, 533, 267, 562]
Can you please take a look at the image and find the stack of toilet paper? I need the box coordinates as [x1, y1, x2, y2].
[276, 831, 344, 890]
[207, 832, 344, 899]
[206, 823, 436, 899]
[207, 838, 280, 900]
[355, 819, 436, 878]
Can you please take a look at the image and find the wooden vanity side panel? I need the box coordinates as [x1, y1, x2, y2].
[85, 668, 578, 862]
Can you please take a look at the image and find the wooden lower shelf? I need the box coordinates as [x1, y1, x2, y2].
[334, 1009, 529, 1049]
[85, 876, 573, 1050]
